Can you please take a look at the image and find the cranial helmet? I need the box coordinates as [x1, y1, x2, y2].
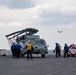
[27, 40, 30, 43]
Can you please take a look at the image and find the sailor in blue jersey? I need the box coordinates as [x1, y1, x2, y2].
[11, 43, 16, 58]
[16, 43, 22, 58]
[55, 43, 60, 58]
[64, 44, 69, 58]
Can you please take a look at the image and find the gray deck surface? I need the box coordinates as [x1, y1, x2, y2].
[0, 55, 76, 75]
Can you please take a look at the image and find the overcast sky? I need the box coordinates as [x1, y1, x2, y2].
[0, 0, 76, 50]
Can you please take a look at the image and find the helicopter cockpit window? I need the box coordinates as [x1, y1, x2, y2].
[35, 40, 42, 45]
[28, 38, 36, 45]
[22, 40, 26, 44]
[40, 39, 46, 45]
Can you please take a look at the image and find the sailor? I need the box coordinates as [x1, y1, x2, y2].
[25, 40, 33, 60]
[16, 42, 22, 58]
[11, 43, 16, 58]
[64, 43, 69, 58]
[55, 43, 60, 58]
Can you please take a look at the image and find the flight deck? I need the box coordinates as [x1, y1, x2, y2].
[0, 55, 76, 75]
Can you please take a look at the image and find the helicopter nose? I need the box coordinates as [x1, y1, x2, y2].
[35, 46, 38, 48]
[45, 47, 47, 48]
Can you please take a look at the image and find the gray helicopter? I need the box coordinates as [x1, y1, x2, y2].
[5, 28, 48, 58]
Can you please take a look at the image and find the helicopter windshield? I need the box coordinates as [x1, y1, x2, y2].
[35, 40, 41, 44]
[29, 38, 41, 45]
[40, 39, 46, 45]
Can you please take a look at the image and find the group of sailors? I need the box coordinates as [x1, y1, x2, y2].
[11, 40, 33, 60]
[54, 43, 69, 58]
[11, 42, 21, 58]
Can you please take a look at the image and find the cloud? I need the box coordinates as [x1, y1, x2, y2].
[31, 4, 76, 25]
[31, 14, 76, 25]
[0, 0, 76, 25]
[6, 22, 22, 26]
[61, 6, 76, 16]
[30, 0, 76, 25]
[0, 0, 35, 9]
[0, 23, 5, 26]
[65, 25, 73, 29]
[0, 22, 22, 27]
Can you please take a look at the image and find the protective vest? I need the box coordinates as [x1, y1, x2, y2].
[26, 44, 32, 50]
[59, 45, 61, 52]
[64, 46, 69, 51]
[59, 45, 61, 50]
[55, 45, 59, 50]
[11, 44, 16, 50]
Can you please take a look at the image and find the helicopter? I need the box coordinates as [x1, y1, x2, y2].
[5, 28, 48, 58]
[58, 30, 63, 33]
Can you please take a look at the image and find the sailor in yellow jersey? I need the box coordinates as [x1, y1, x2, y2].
[25, 40, 33, 60]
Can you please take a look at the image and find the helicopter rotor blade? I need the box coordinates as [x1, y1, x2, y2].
[5, 28, 39, 39]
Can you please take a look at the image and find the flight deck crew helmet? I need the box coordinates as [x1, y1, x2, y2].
[65, 43, 67, 46]
[27, 40, 31, 43]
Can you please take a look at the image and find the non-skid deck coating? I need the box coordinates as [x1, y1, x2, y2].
[0, 55, 76, 75]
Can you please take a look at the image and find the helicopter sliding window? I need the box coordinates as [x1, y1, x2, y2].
[28, 38, 36, 45]
[40, 39, 46, 45]
[35, 40, 42, 45]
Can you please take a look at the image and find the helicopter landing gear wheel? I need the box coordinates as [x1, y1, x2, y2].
[21, 54, 24, 58]
[41, 54, 45, 58]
